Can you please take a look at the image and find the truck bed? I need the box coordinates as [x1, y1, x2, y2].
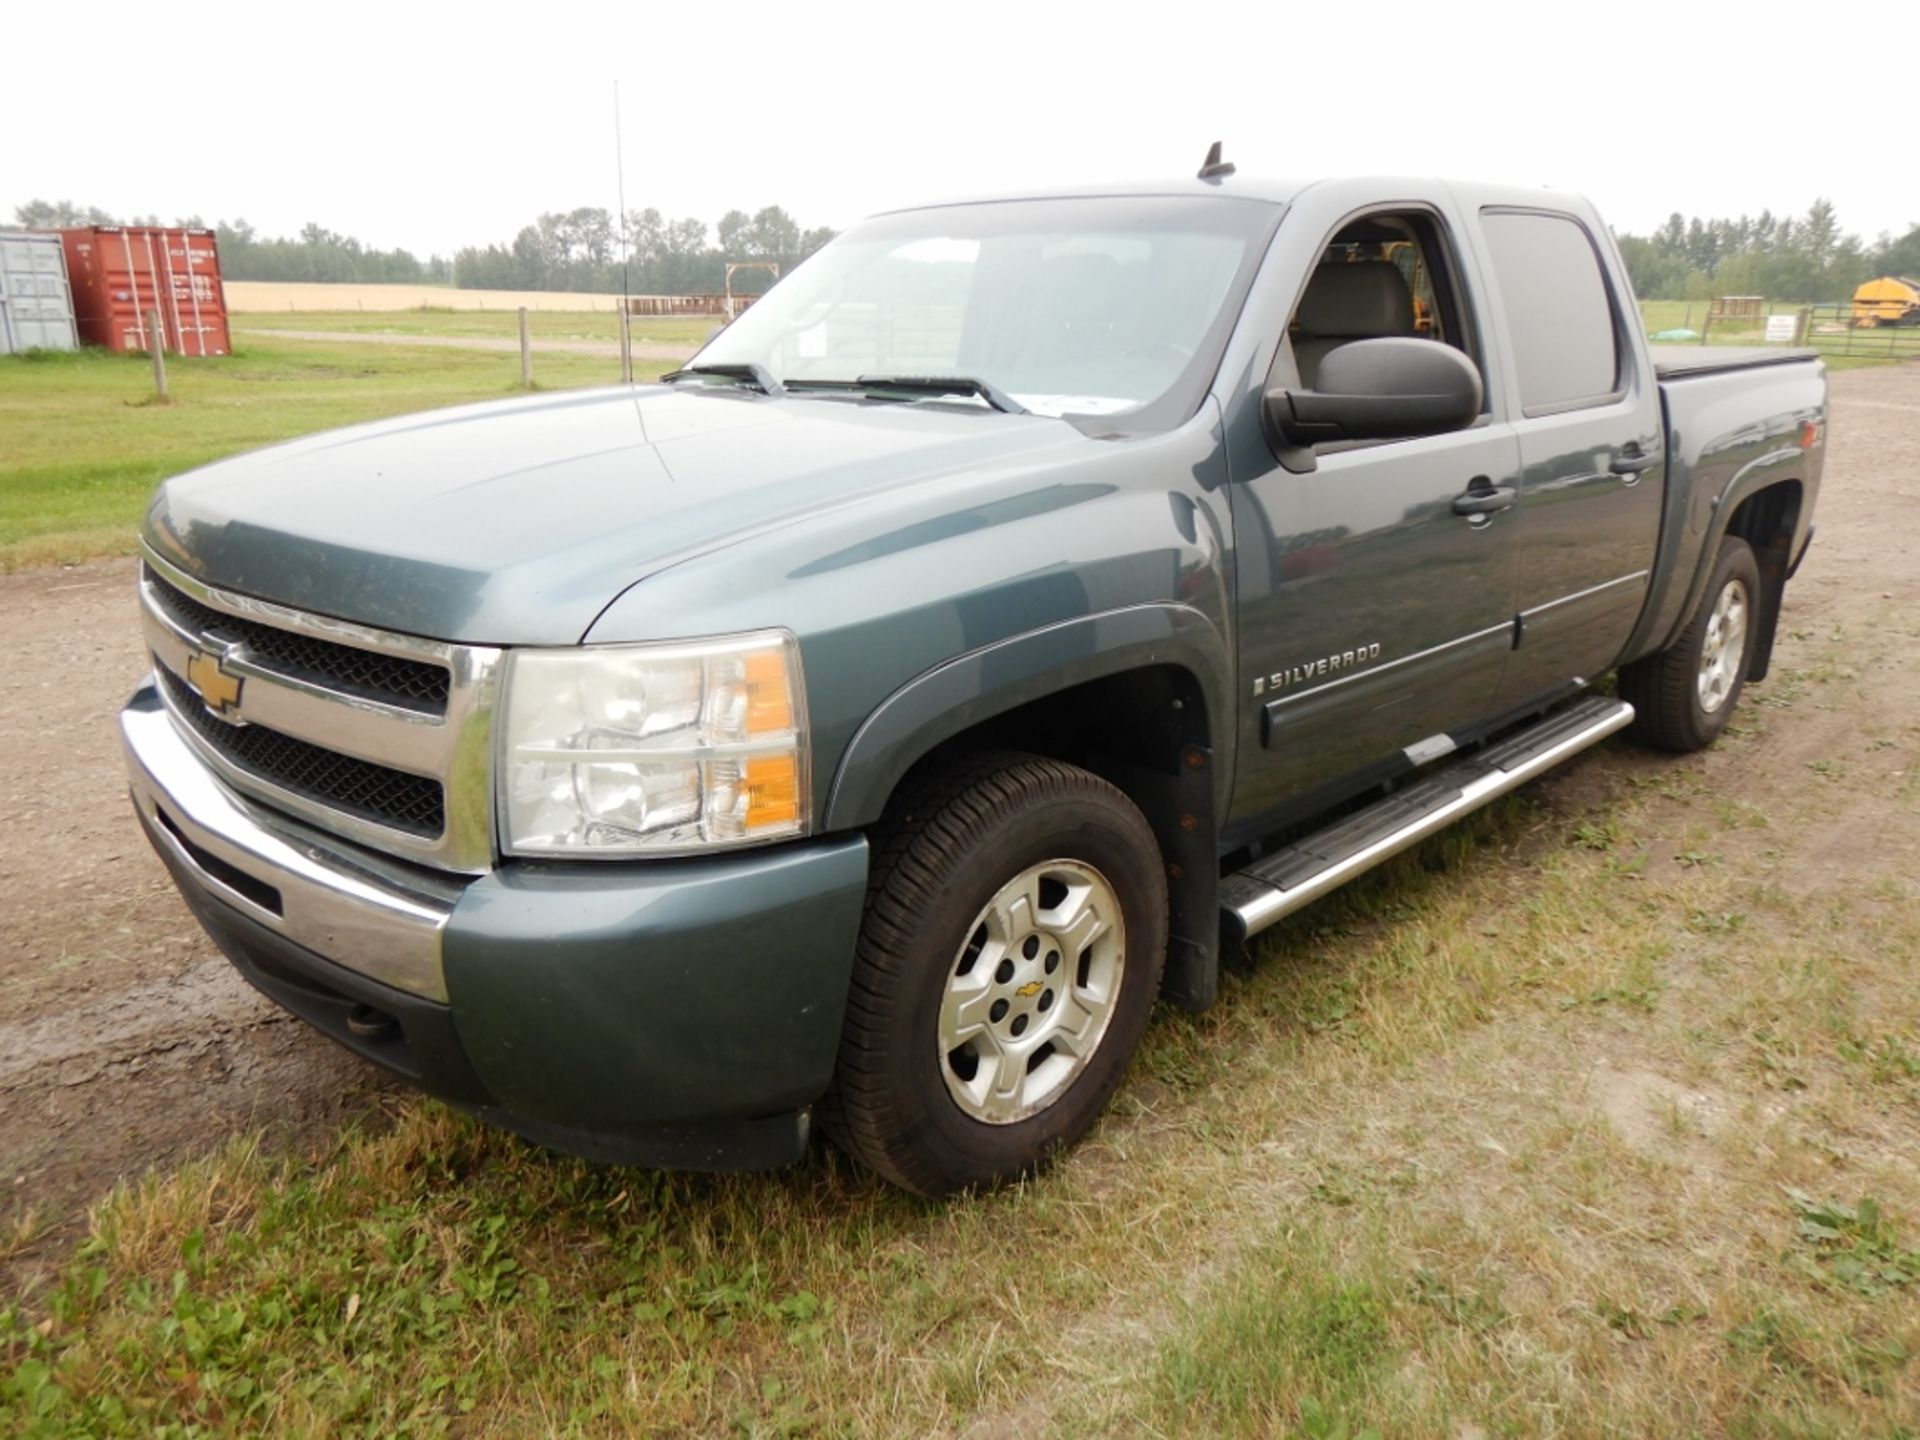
[1650, 345, 1820, 380]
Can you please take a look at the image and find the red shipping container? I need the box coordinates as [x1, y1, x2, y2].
[58, 226, 230, 356]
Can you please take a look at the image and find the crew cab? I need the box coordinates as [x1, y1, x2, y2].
[121, 162, 1826, 1194]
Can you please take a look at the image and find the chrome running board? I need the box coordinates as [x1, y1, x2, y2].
[1221, 696, 1635, 941]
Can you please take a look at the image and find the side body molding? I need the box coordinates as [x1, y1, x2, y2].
[823, 602, 1233, 832]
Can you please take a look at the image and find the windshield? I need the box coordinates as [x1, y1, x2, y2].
[688, 196, 1278, 431]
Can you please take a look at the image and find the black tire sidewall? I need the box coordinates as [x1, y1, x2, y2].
[870, 782, 1166, 1191]
[1676, 540, 1763, 747]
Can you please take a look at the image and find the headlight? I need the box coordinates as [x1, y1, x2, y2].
[498, 631, 808, 856]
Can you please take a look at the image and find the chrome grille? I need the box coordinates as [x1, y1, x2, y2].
[139, 546, 504, 874]
[144, 565, 450, 714]
[157, 665, 446, 836]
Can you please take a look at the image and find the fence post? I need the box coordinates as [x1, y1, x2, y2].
[147, 308, 169, 401]
[518, 307, 533, 387]
[619, 306, 633, 384]
[1795, 306, 1811, 346]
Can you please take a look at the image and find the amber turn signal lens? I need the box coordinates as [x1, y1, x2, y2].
[744, 754, 801, 829]
[744, 649, 795, 734]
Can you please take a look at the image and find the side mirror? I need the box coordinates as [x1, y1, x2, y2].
[1266, 337, 1483, 447]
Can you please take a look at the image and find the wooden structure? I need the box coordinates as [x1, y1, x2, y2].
[1707, 295, 1765, 323]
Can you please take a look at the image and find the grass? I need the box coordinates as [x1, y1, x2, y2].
[0, 339, 693, 572]
[5, 604, 1917, 1435]
[1638, 298, 1920, 366]
[231, 308, 716, 350]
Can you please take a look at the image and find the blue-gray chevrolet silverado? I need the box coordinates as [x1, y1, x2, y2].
[121, 165, 1826, 1195]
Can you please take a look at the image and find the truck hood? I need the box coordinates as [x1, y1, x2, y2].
[144, 384, 1086, 644]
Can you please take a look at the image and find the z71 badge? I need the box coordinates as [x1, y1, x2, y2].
[1253, 642, 1382, 696]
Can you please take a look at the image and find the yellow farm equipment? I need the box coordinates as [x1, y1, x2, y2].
[1851, 276, 1920, 327]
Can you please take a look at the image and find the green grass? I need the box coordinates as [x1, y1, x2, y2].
[231, 308, 715, 350]
[0, 339, 691, 572]
[1638, 298, 1920, 365]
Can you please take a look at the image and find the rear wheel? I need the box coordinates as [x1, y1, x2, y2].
[826, 754, 1167, 1195]
[1619, 536, 1762, 752]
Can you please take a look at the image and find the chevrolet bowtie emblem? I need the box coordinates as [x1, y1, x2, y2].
[185, 648, 244, 719]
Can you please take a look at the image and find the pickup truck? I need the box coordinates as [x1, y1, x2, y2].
[121, 164, 1826, 1195]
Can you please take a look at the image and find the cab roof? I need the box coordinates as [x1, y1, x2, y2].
[876, 173, 1595, 221]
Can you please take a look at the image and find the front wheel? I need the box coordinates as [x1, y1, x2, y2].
[826, 754, 1167, 1195]
[1618, 535, 1762, 752]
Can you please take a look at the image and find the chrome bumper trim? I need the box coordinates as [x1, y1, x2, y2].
[122, 686, 462, 1001]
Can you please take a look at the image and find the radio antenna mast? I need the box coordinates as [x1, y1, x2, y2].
[614, 79, 633, 382]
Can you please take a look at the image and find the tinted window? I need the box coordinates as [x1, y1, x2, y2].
[1480, 211, 1620, 413]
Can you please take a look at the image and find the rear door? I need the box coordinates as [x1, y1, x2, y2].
[1467, 206, 1667, 707]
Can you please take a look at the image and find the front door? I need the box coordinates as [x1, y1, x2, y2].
[1226, 204, 1523, 829]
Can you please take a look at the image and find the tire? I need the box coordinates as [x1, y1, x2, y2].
[825, 753, 1168, 1196]
[1618, 536, 1762, 752]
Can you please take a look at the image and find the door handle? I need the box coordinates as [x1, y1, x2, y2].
[1609, 449, 1659, 476]
[1451, 482, 1516, 517]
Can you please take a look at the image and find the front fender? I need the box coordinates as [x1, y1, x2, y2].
[823, 602, 1232, 831]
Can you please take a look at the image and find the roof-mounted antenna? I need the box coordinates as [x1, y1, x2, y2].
[1197, 141, 1236, 181]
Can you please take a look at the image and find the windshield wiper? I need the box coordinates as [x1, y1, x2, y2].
[787, 374, 1028, 415]
[658, 361, 785, 397]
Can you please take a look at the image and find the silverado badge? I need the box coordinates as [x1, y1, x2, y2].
[1253, 642, 1382, 696]
[184, 647, 244, 719]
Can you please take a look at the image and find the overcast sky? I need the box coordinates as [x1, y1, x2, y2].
[9, 0, 1911, 258]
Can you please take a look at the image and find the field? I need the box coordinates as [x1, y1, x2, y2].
[1, 336, 1917, 1436]
[232, 309, 714, 348]
[0, 337, 693, 573]
[223, 282, 634, 314]
[1637, 299, 1920, 365]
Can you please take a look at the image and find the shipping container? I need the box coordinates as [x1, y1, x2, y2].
[59, 226, 230, 356]
[0, 230, 78, 354]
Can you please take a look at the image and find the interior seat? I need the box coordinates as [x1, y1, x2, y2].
[1291, 261, 1417, 388]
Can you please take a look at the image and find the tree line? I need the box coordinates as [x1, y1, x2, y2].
[1615, 200, 1920, 303]
[10, 198, 833, 295]
[19, 194, 1918, 303]
[11, 200, 449, 285]
[452, 206, 836, 294]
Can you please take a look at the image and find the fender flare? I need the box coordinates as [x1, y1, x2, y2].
[1646, 456, 1806, 662]
[822, 602, 1233, 832]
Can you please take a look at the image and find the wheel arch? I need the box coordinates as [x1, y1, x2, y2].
[1720, 477, 1804, 683]
[823, 603, 1231, 1012]
[1646, 472, 1804, 684]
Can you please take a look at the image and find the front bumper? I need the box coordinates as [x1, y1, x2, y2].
[122, 682, 870, 1170]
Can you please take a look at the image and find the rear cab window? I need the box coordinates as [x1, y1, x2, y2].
[1477, 210, 1624, 416]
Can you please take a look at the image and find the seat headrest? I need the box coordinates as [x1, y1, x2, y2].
[1295, 261, 1416, 337]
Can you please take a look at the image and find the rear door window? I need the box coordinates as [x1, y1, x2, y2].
[1479, 211, 1621, 415]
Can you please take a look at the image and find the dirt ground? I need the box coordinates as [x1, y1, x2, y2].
[1, 363, 1914, 1240]
[222, 281, 629, 313]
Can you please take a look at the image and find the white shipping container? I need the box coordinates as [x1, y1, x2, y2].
[0, 231, 79, 354]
